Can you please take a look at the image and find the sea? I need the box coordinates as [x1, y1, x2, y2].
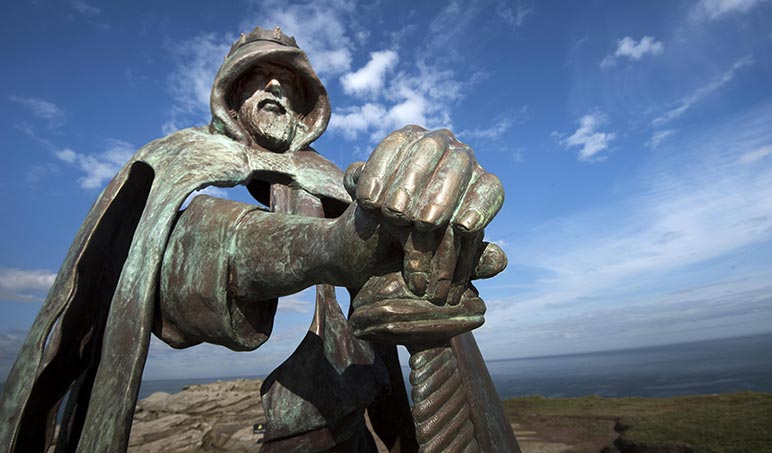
[2, 333, 769, 401]
[136, 332, 772, 401]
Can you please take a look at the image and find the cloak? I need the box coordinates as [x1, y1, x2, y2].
[0, 126, 354, 451]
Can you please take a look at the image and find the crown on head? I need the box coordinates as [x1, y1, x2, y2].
[227, 26, 299, 57]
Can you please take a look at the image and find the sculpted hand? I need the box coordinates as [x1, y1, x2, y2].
[344, 126, 506, 305]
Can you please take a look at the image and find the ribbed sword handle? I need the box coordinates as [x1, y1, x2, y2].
[407, 343, 480, 453]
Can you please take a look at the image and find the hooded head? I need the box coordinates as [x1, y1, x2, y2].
[210, 26, 331, 152]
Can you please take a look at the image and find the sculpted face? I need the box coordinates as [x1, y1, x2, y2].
[238, 64, 302, 152]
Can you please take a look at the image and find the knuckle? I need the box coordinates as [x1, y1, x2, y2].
[477, 172, 504, 196]
[488, 172, 504, 191]
[415, 133, 446, 153]
[452, 149, 473, 168]
[386, 125, 425, 144]
[400, 124, 428, 134]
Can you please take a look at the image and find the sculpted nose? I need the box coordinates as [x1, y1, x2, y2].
[265, 79, 282, 97]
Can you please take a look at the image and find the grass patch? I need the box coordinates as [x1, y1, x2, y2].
[503, 392, 772, 452]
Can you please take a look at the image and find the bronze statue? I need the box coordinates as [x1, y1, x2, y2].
[0, 26, 519, 452]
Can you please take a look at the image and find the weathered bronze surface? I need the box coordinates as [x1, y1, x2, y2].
[0, 26, 519, 452]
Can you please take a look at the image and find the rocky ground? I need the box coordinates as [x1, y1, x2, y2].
[129, 378, 267, 452]
[113, 378, 772, 452]
[128, 377, 570, 452]
[129, 378, 390, 452]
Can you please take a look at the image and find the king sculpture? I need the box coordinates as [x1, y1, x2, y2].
[0, 27, 520, 452]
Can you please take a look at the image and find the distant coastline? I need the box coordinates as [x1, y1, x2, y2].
[134, 332, 772, 400]
[485, 330, 772, 363]
[3, 332, 771, 401]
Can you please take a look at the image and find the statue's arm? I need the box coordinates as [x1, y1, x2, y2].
[152, 194, 398, 351]
[153, 126, 508, 352]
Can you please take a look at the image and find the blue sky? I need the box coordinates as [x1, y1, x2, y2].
[1, 0, 771, 380]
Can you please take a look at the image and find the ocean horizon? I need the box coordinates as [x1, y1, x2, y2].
[3, 333, 769, 401]
[136, 332, 772, 400]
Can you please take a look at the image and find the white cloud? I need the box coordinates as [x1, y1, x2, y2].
[652, 56, 753, 126]
[0, 268, 56, 303]
[694, 0, 767, 20]
[387, 92, 429, 127]
[601, 36, 664, 67]
[328, 94, 432, 143]
[55, 139, 135, 189]
[55, 148, 77, 163]
[163, 33, 233, 134]
[328, 103, 387, 140]
[559, 110, 616, 161]
[10, 96, 65, 127]
[329, 62, 460, 142]
[648, 129, 677, 149]
[340, 50, 398, 97]
[738, 144, 772, 164]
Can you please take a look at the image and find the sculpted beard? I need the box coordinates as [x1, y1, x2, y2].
[240, 94, 298, 152]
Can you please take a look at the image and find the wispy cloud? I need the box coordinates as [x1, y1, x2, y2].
[248, 0, 358, 76]
[10, 96, 65, 127]
[163, 33, 233, 134]
[340, 50, 398, 98]
[495, 0, 533, 28]
[70, 0, 109, 30]
[478, 278, 772, 358]
[14, 123, 133, 190]
[557, 110, 616, 161]
[601, 36, 664, 68]
[693, 0, 768, 21]
[459, 106, 529, 142]
[71, 1, 100, 17]
[486, 101, 772, 339]
[648, 129, 677, 149]
[54, 139, 135, 189]
[278, 288, 315, 313]
[738, 144, 772, 164]
[652, 56, 753, 126]
[564, 36, 589, 66]
[512, 147, 525, 162]
[0, 268, 56, 303]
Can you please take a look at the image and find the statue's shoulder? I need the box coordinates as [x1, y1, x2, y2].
[133, 127, 243, 162]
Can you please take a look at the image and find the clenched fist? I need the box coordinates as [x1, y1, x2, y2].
[344, 126, 507, 308]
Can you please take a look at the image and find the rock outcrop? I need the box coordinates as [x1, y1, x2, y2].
[129, 379, 266, 452]
[129, 377, 390, 452]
